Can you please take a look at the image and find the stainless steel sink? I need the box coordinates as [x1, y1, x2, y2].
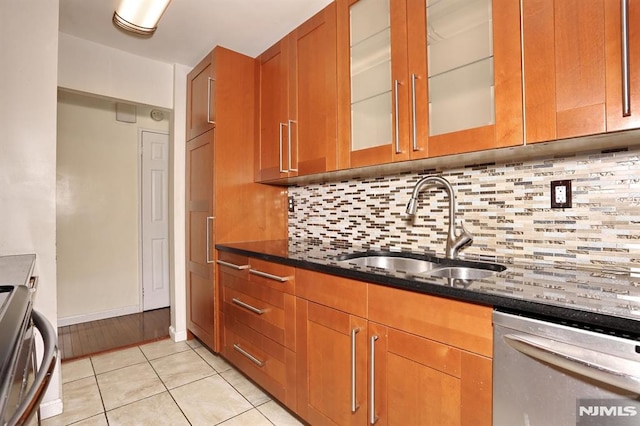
[337, 254, 440, 274]
[335, 251, 505, 280]
[428, 266, 497, 280]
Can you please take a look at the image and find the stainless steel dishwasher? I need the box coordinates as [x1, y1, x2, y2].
[493, 310, 640, 426]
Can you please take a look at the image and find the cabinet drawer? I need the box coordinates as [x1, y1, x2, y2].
[296, 268, 367, 318]
[223, 314, 296, 406]
[217, 252, 250, 279]
[248, 258, 296, 294]
[368, 284, 493, 357]
[222, 274, 295, 348]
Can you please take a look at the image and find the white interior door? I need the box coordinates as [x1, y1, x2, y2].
[141, 130, 170, 311]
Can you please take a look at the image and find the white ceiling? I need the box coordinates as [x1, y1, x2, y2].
[59, 0, 334, 68]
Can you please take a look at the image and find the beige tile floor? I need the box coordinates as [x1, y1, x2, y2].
[43, 339, 305, 426]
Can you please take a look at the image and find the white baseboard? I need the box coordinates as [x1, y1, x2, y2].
[170, 325, 187, 342]
[39, 398, 63, 420]
[58, 305, 140, 327]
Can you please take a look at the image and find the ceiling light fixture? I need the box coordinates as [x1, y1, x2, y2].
[113, 0, 172, 36]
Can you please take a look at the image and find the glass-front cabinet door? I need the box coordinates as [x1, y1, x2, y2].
[350, 0, 393, 156]
[418, 0, 524, 156]
[427, 0, 494, 137]
[339, 0, 413, 168]
[337, 0, 523, 169]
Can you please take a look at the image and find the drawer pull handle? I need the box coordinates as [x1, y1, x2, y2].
[217, 260, 250, 270]
[233, 344, 264, 367]
[232, 298, 265, 315]
[249, 269, 289, 282]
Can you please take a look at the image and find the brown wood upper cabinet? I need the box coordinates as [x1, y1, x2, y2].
[257, 3, 338, 182]
[523, 0, 640, 143]
[337, 0, 523, 169]
[186, 52, 216, 140]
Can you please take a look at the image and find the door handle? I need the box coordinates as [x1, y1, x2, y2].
[393, 79, 402, 154]
[622, 0, 631, 117]
[205, 216, 214, 264]
[351, 327, 360, 413]
[207, 77, 216, 124]
[504, 333, 640, 394]
[411, 74, 419, 151]
[288, 119, 298, 172]
[370, 335, 379, 424]
[279, 122, 288, 173]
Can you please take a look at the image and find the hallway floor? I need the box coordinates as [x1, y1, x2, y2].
[58, 308, 171, 361]
[44, 338, 305, 425]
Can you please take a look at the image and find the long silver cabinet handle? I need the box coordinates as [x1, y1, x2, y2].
[216, 260, 250, 270]
[207, 77, 215, 124]
[249, 269, 290, 282]
[411, 74, 419, 151]
[504, 334, 640, 394]
[394, 79, 402, 154]
[288, 119, 298, 172]
[622, 0, 631, 116]
[370, 335, 379, 424]
[279, 122, 288, 173]
[233, 343, 265, 367]
[232, 297, 265, 315]
[351, 328, 360, 413]
[205, 216, 214, 264]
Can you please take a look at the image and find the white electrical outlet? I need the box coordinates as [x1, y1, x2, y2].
[554, 185, 566, 204]
[551, 180, 572, 209]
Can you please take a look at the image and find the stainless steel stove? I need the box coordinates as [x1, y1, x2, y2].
[0, 256, 57, 426]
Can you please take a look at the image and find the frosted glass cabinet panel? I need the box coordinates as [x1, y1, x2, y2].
[350, 0, 392, 151]
[427, 0, 495, 137]
[337, 0, 522, 168]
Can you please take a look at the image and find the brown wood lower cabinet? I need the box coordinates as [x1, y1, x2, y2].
[296, 299, 368, 425]
[370, 323, 492, 426]
[220, 259, 492, 425]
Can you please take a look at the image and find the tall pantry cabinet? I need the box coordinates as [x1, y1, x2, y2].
[186, 46, 287, 351]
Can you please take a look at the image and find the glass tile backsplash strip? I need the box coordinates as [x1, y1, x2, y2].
[288, 146, 640, 271]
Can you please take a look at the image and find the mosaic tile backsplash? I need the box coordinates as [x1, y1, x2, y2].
[288, 146, 640, 272]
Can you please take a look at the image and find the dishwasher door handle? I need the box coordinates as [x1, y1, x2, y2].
[504, 334, 640, 395]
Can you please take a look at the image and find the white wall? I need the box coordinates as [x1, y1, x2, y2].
[58, 32, 174, 109]
[170, 64, 189, 341]
[0, 0, 63, 418]
[57, 31, 189, 340]
[57, 91, 170, 324]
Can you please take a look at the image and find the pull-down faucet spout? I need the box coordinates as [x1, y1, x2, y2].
[406, 175, 473, 260]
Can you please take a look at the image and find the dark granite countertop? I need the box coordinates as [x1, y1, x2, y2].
[216, 240, 640, 336]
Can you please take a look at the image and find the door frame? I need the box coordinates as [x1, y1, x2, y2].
[137, 128, 171, 312]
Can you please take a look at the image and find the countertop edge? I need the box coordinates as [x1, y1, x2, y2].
[216, 244, 640, 336]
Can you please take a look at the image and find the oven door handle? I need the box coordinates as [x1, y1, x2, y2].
[504, 333, 640, 395]
[9, 310, 58, 426]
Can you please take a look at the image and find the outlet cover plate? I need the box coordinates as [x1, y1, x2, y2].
[551, 180, 572, 209]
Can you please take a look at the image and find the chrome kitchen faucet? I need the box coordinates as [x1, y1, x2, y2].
[406, 175, 473, 260]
